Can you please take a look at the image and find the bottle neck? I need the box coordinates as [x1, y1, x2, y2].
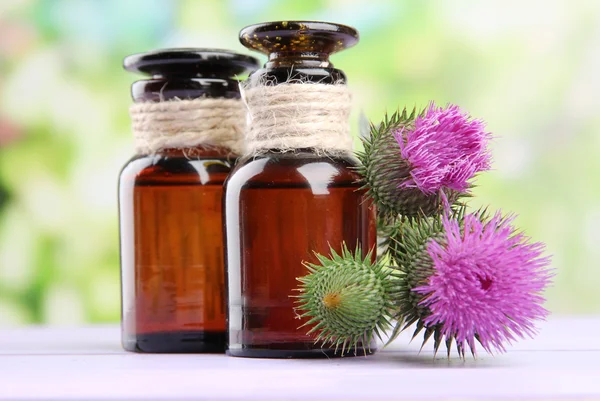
[266, 51, 332, 69]
[247, 66, 347, 86]
[242, 71, 353, 156]
[129, 78, 247, 155]
[131, 77, 242, 103]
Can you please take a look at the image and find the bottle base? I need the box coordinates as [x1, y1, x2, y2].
[227, 344, 376, 359]
[123, 330, 226, 353]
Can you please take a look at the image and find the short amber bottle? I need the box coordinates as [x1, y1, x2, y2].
[224, 22, 378, 358]
[119, 49, 259, 353]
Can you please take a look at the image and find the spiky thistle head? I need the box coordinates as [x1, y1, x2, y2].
[395, 102, 492, 195]
[388, 208, 552, 357]
[356, 103, 491, 220]
[295, 244, 396, 354]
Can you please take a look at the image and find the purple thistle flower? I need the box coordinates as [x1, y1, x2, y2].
[393, 103, 492, 195]
[413, 212, 552, 354]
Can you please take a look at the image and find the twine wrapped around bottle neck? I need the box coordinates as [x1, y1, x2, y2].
[240, 81, 354, 156]
[129, 97, 246, 155]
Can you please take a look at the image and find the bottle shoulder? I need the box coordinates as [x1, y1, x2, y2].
[225, 151, 363, 190]
[119, 151, 233, 186]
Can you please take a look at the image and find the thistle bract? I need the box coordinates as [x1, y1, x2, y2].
[389, 209, 552, 357]
[295, 245, 395, 354]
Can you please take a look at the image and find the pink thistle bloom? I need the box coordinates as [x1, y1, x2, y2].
[413, 212, 552, 355]
[393, 103, 492, 195]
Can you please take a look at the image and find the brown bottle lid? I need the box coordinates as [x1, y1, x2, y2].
[239, 21, 359, 68]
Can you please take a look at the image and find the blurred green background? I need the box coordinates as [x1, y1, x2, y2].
[0, 0, 598, 325]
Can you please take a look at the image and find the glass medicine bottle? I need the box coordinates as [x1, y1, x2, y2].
[224, 22, 377, 358]
[119, 49, 259, 353]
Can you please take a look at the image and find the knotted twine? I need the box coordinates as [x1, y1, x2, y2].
[240, 81, 354, 155]
[129, 97, 246, 154]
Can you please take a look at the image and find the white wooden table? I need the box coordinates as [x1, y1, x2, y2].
[1, 317, 599, 400]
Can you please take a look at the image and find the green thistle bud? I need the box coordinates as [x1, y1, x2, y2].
[295, 244, 396, 354]
[356, 108, 458, 221]
[386, 213, 451, 352]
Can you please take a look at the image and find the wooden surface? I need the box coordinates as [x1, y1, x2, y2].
[1, 317, 599, 400]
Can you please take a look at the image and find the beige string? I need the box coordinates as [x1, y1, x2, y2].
[241, 82, 354, 155]
[129, 98, 246, 154]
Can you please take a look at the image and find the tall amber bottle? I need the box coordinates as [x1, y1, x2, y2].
[224, 22, 377, 358]
[119, 49, 259, 353]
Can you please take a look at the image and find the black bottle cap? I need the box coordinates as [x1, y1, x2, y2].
[123, 48, 260, 79]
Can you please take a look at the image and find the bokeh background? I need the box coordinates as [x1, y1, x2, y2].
[0, 0, 598, 325]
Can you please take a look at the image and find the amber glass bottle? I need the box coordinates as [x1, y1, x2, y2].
[224, 22, 377, 358]
[119, 49, 259, 353]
